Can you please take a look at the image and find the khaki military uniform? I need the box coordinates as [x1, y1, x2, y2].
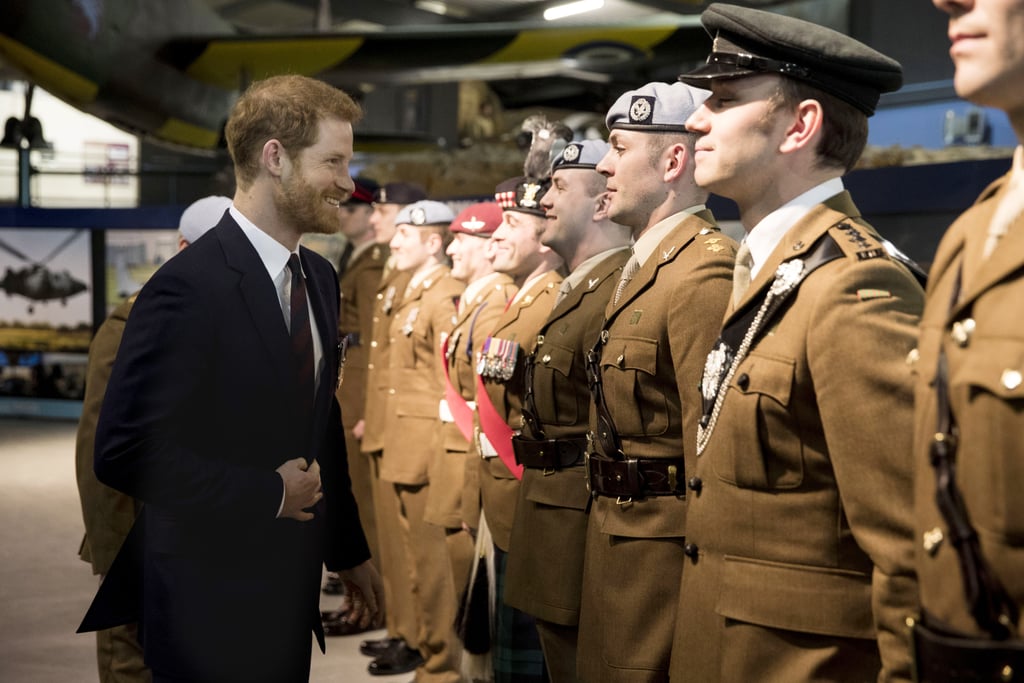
[380, 265, 465, 683]
[577, 212, 734, 683]
[76, 294, 151, 683]
[362, 265, 420, 646]
[477, 270, 563, 552]
[336, 242, 388, 563]
[671, 192, 922, 683]
[503, 249, 629, 682]
[425, 272, 517, 596]
[914, 168, 1024, 641]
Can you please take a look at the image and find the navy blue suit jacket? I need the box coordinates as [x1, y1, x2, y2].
[81, 215, 370, 681]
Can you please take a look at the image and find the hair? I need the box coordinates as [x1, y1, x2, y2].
[420, 224, 454, 261]
[770, 78, 868, 173]
[225, 75, 363, 189]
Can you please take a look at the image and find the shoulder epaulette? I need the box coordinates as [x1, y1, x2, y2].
[827, 221, 889, 263]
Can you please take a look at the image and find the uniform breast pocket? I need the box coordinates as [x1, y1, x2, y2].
[950, 339, 1024, 541]
[534, 343, 577, 425]
[600, 336, 668, 437]
[712, 351, 801, 490]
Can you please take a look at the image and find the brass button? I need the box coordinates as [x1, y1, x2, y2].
[906, 348, 919, 366]
[542, 354, 551, 364]
[950, 318, 976, 347]
[1002, 369, 1023, 391]
[923, 527, 944, 555]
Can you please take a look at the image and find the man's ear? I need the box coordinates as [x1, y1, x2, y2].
[594, 191, 611, 222]
[779, 99, 824, 155]
[662, 142, 689, 184]
[263, 139, 288, 179]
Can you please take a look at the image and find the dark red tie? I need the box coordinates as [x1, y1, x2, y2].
[288, 253, 315, 415]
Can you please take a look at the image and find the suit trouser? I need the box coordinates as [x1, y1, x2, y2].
[445, 526, 475, 608]
[536, 620, 581, 683]
[96, 622, 151, 683]
[370, 450, 420, 645]
[393, 481, 463, 683]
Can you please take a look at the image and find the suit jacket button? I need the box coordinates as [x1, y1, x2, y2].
[683, 543, 699, 559]
[687, 477, 702, 493]
[736, 373, 750, 390]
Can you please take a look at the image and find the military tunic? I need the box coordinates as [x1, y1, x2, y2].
[505, 249, 628, 625]
[76, 294, 151, 683]
[577, 211, 734, 683]
[671, 192, 922, 683]
[913, 162, 1024, 640]
[476, 269, 563, 552]
[361, 264, 420, 646]
[336, 241, 387, 563]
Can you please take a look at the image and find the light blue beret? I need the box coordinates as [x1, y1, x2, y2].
[605, 82, 710, 133]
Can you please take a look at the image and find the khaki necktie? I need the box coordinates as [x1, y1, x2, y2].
[732, 240, 753, 307]
[982, 169, 1024, 259]
[613, 253, 640, 305]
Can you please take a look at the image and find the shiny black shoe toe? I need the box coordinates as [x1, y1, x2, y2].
[367, 643, 425, 676]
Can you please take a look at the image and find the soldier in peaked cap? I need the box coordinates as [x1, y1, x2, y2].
[573, 81, 736, 683]
[321, 175, 381, 607]
[669, 4, 922, 681]
[908, 1, 1024, 680]
[375, 199, 466, 681]
[502, 139, 632, 682]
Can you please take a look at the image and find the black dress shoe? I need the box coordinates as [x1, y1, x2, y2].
[359, 637, 401, 657]
[367, 643, 425, 676]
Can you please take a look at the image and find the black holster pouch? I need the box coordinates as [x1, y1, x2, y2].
[911, 611, 1024, 682]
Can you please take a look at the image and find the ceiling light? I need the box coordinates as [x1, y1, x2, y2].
[544, 0, 605, 21]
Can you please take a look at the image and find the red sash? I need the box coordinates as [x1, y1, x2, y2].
[475, 374, 523, 480]
[440, 335, 476, 443]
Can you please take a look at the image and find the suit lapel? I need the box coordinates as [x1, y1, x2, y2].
[218, 217, 292, 390]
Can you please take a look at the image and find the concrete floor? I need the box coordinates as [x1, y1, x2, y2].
[0, 416, 406, 683]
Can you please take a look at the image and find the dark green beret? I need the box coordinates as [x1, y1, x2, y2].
[679, 2, 902, 116]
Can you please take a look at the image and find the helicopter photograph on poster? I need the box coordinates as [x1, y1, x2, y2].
[0, 228, 91, 351]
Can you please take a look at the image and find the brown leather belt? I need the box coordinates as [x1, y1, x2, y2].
[512, 435, 587, 469]
[586, 454, 685, 498]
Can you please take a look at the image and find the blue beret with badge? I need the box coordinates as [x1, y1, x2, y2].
[552, 139, 610, 172]
[605, 82, 711, 133]
[679, 2, 902, 116]
[395, 200, 455, 227]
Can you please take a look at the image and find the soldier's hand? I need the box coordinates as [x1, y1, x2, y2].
[352, 419, 365, 440]
[277, 458, 322, 521]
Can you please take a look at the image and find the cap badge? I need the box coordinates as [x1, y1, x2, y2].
[629, 96, 654, 124]
[562, 144, 581, 163]
[378, 188, 388, 203]
[521, 182, 543, 208]
[411, 207, 427, 225]
[461, 215, 486, 233]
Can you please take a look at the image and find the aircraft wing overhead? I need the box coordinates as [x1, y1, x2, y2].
[160, 21, 707, 90]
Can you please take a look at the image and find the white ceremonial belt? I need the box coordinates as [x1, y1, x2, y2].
[439, 399, 475, 423]
[477, 430, 498, 458]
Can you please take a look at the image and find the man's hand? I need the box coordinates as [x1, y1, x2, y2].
[338, 560, 384, 629]
[276, 458, 322, 521]
[352, 419, 365, 440]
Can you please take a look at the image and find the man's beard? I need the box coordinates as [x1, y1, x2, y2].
[279, 169, 341, 235]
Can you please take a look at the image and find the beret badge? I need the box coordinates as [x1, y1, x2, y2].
[629, 96, 654, 124]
